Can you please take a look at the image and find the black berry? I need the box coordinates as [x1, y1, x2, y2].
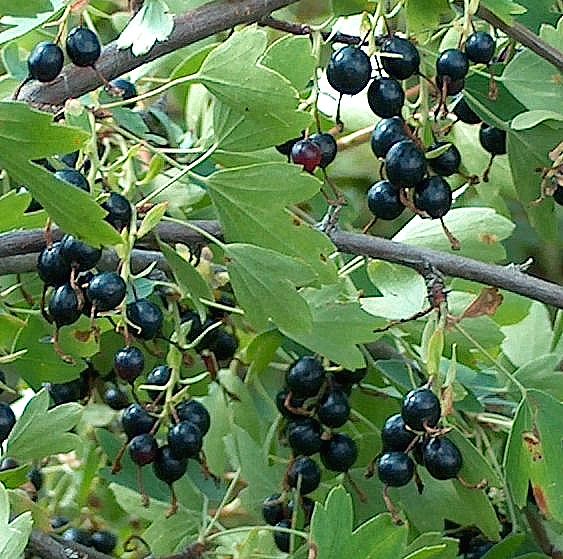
[0, 457, 18, 471]
[453, 97, 481, 124]
[553, 186, 563, 206]
[54, 169, 89, 191]
[332, 368, 366, 386]
[465, 32, 495, 64]
[317, 389, 350, 428]
[273, 519, 291, 552]
[208, 329, 238, 361]
[291, 139, 322, 173]
[427, 142, 461, 176]
[377, 451, 415, 486]
[37, 242, 71, 287]
[381, 36, 420, 80]
[414, 176, 452, 218]
[27, 467, 43, 491]
[104, 385, 130, 410]
[371, 117, 408, 158]
[50, 516, 70, 530]
[287, 418, 323, 456]
[320, 433, 358, 472]
[60, 235, 101, 271]
[422, 436, 462, 480]
[126, 299, 163, 340]
[66, 27, 101, 67]
[62, 528, 92, 547]
[367, 180, 405, 220]
[48, 283, 81, 327]
[479, 124, 507, 155]
[286, 356, 325, 398]
[153, 445, 187, 484]
[401, 388, 441, 431]
[287, 456, 321, 495]
[145, 365, 172, 401]
[0, 403, 16, 443]
[168, 421, 203, 459]
[114, 346, 145, 383]
[310, 133, 338, 168]
[436, 49, 469, 80]
[90, 531, 117, 554]
[102, 192, 132, 230]
[262, 493, 285, 525]
[109, 78, 137, 107]
[28, 42, 64, 82]
[326, 46, 371, 95]
[381, 414, 416, 452]
[176, 400, 210, 436]
[60, 151, 79, 168]
[385, 140, 427, 187]
[86, 272, 126, 312]
[121, 404, 156, 440]
[129, 433, 158, 466]
[367, 78, 405, 119]
[48, 378, 84, 405]
[276, 133, 305, 159]
[275, 389, 306, 419]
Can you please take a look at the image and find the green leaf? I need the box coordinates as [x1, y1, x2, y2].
[480, 0, 527, 23]
[0, 0, 52, 17]
[514, 0, 561, 31]
[480, 534, 527, 559]
[511, 110, 563, 130]
[0, 465, 29, 490]
[137, 202, 168, 239]
[0, 191, 47, 233]
[224, 243, 316, 334]
[7, 389, 82, 462]
[405, 0, 451, 35]
[514, 354, 563, 399]
[0, 484, 32, 559]
[283, 283, 385, 369]
[403, 546, 448, 559]
[331, 0, 374, 16]
[404, 533, 459, 559]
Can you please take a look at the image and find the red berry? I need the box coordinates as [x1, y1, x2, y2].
[291, 139, 322, 173]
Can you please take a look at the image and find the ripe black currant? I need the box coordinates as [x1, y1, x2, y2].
[90, 531, 117, 554]
[381, 414, 417, 452]
[62, 528, 92, 547]
[104, 385, 130, 410]
[126, 299, 163, 340]
[465, 32, 495, 64]
[66, 27, 101, 67]
[326, 46, 371, 95]
[287, 456, 321, 495]
[262, 494, 285, 525]
[0, 457, 18, 471]
[317, 389, 350, 428]
[48, 283, 82, 327]
[427, 142, 461, 176]
[310, 133, 338, 168]
[50, 516, 70, 530]
[60, 235, 102, 271]
[367, 180, 405, 220]
[453, 97, 481, 124]
[207, 329, 238, 361]
[385, 140, 427, 188]
[54, 169, 89, 191]
[153, 445, 187, 484]
[176, 400, 211, 436]
[114, 346, 145, 383]
[479, 124, 507, 155]
[436, 49, 469, 80]
[109, 78, 137, 107]
[286, 356, 325, 398]
[60, 151, 79, 168]
[145, 365, 172, 401]
[48, 378, 85, 405]
[371, 117, 408, 158]
[381, 36, 420, 80]
[333, 368, 367, 386]
[276, 133, 305, 160]
[129, 433, 158, 466]
[320, 433, 358, 472]
[414, 176, 452, 218]
[275, 388, 306, 419]
[287, 418, 323, 456]
[274, 519, 291, 552]
[168, 421, 203, 459]
[86, 272, 126, 312]
[37, 242, 72, 287]
[422, 437, 463, 480]
[291, 139, 322, 173]
[28, 467, 43, 491]
[28, 42, 64, 82]
[554, 186, 563, 206]
[401, 388, 441, 431]
[121, 404, 156, 440]
[102, 192, 132, 230]
[377, 451, 415, 486]
[367, 78, 405, 119]
[0, 403, 16, 443]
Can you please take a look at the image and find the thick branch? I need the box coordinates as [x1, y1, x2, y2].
[17, 0, 302, 108]
[1, 223, 562, 309]
[28, 530, 113, 559]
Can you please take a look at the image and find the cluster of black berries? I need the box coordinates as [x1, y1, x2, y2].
[262, 358, 365, 551]
[60, 524, 117, 555]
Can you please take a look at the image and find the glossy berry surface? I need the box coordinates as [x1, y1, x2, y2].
[60, 151, 79, 168]
[274, 519, 291, 552]
[153, 445, 187, 484]
[145, 365, 172, 401]
[54, 169, 89, 191]
[114, 346, 145, 383]
[320, 433, 358, 472]
[287, 418, 322, 456]
[49, 378, 84, 405]
[326, 46, 371, 95]
[168, 421, 203, 459]
[60, 235, 101, 271]
[37, 242, 71, 287]
[436, 49, 469, 80]
[453, 98, 481, 124]
[310, 133, 337, 168]
[91, 531, 117, 554]
[0, 403, 16, 443]
[291, 139, 322, 173]
[317, 389, 350, 428]
[385, 140, 427, 187]
[428, 142, 461, 176]
[381, 36, 420, 79]
[401, 388, 441, 431]
[422, 436, 463, 479]
[28, 42, 64, 82]
[286, 356, 325, 398]
[367, 180, 405, 220]
[262, 494, 285, 525]
[465, 32, 495, 64]
[102, 192, 132, 230]
[377, 451, 415, 486]
[414, 176, 452, 218]
[371, 117, 408, 158]
[66, 27, 101, 67]
[121, 404, 156, 440]
[48, 283, 81, 327]
[86, 272, 126, 312]
[275, 389, 306, 419]
[109, 78, 137, 107]
[176, 400, 211, 436]
[0, 457, 18, 471]
[62, 528, 92, 547]
[287, 456, 321, 495]
[367, 78, 405, 118]
[104, 385, 130, 410]
[129, 433, 158, 466]
[381, 414, 417, 452]
[126, 299, 163, 340]
[333, 368, 367, 386]
[479, 124, 507, 155]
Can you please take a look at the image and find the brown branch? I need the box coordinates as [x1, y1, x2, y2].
[16, 0, 303, 108]
[28, 530, 113, 559]
[1, 222, 562, 309]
